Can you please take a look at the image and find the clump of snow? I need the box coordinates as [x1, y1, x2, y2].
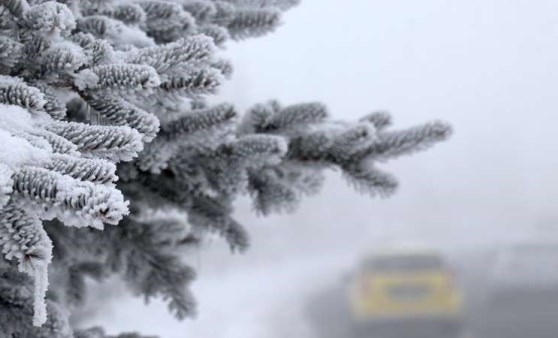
[0, 75, 24, 85]
[74, 69, 100, 91]
[0, 103, 35, 131]
[113, 24, 155, 48]
[24, 1, 76, 35]
[0, 129, 51, 169]
[0, 105, 52, 168]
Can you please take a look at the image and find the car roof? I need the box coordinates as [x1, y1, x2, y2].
[363, 244, 440, 259]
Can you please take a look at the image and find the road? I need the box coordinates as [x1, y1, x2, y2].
[304, 281, 558, 338]
[303, 250, 558, 338]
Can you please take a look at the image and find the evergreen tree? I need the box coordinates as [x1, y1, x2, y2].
[0, 0, 451, 336]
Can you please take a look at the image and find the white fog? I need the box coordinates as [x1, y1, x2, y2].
[81, 0, 558, 337]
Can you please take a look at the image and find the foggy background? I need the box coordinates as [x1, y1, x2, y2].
[82, 0, 558, 337]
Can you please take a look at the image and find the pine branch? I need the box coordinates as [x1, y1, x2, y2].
[0, 0, 451, 334]
[12, 166, 129, 228]
[46, 121, 144, 161]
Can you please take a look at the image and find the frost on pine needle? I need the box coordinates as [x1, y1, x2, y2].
[12, 167, 129, 228]
[0, 164, 14, 210]
[0, 0, 451, 335]
[46, 121, 144, 161]
[226, 7, 282, 39]
[125, 35, 216, 73]
[78, 64, 161, 90]
[45, 154, 118, 184]
[33, 83, 68, 120]
[0, 77, 47, 111]
[0, 36, 22, 73]
[226, 0, 302, 10]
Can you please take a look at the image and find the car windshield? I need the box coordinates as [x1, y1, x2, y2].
[365, 254, 444, 272]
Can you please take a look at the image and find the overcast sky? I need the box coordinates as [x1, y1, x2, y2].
[92, 1, 558, 336]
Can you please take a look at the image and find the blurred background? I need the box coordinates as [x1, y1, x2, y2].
[81, 0, 558, 337]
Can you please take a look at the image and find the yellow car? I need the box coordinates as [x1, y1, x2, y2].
[347, 246, 463, 337]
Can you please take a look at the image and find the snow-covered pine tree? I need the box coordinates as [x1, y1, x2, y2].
[0, 0, 451, 336]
